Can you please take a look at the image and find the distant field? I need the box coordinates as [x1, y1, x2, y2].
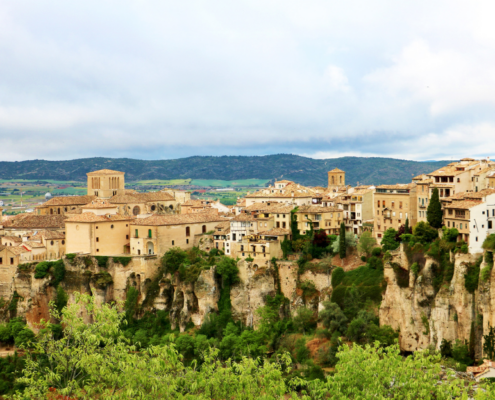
[0, 179, 81, 184]
[191, 179, 269, 187]
[131, 179, 192, 186]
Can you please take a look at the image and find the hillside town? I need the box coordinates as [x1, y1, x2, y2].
[1, 158, 494, 267]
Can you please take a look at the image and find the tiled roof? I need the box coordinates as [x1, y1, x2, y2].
[182, 199, 209, 207]
[296, 205, 341, 213]
[244, 203, 294, 213]
[87, 169, 124, 175]
[1, 236, 22, 243]
[24, 241, 46, 249]
[3, 215, 67, 229]
[258, 228, 291, 236]
[215, 221, 230, 230]
[38, 195, 97, 207]
[236, 199, 247, 207]
[66, 213, 133, 223]
[275, 180, 294, 184]
[231, 214, 258, 222]
[131, 212, 224, 226]
[108, 192, 175, 204]
[444, 200, 482, 210]
[82, 199, 117, 209]
[376, 183, 415, 190]
[31, 230, 66, 240]
[9, 246, 29, 255]
[329, 168, 344, 172]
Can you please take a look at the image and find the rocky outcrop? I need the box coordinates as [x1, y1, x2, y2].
[379, 245, 488, 358]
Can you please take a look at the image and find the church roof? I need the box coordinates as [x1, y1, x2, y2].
[86, 169, 125, 176]
[329, 168, 344, 173]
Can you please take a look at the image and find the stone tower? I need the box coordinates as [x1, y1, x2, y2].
[87, 169, 125, 198]
[327, 168, 345, 191]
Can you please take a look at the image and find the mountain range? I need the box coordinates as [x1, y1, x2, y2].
[0, 155, 449, 187]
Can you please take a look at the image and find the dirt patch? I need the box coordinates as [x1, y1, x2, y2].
[306, 337, 328, 358]
[332, 253, 365, 271]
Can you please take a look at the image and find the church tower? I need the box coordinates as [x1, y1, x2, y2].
[87, 169, 125, 198]
[327, 168, 345, 191]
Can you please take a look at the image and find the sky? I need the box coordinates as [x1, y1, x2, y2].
[1, 0, 495, 162]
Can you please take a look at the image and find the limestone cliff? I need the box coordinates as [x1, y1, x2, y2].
[380, 245, 489, 357]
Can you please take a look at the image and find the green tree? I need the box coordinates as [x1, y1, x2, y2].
[484, 326, 495, 360]
[319, 301, 347, 334]
[427, 187, 443, 229]
[339, 222, 346, 259]
[381, 228, 399, 252]
[293, 307, 315, 335]
[358, 231, 376, 257]
[404, 218, 410, 234]
[413, 221, 439, 244]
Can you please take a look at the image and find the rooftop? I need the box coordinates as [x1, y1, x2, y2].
[65, 214, 134, 223]
[258, 228, 291, 236]
[444, 200, 482, 210]
[31, 230, 66, 240]
[39, 195, 97, 207]
[3, 214, 67, 229]
[82, 199, 117, 209]
[131, 212, 224, 226]
[87, 169, 125, 176]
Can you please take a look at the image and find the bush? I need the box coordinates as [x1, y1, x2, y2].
[371, 247, 382, 257]
[483, 234, 495, 251]
[51, 260, 65, 287]
[113, 257, 132, 267]
[367, 256, 383, 271]
[94, 256, 109, 268]
[34, 262, 51, 279]
[411, 262, 419, 276]
[381, 228, 399, 252]
[299, 280, 317, 298]
[245, 257, 254, 262]
[331, 267, 345, 287]
[413, 222, 439, 244]
[464, 256, 482, 294]
[161, 247, 187, 274]
[361, 256, 367, 262]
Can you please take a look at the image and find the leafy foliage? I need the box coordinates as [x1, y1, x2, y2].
[113, 257, 132, 267]
[427, 187, 443, 228]
[331, 267, 345, 288]
[339, 222, 346, 259]
[381, 228, 399, 252]
[94, 256, 109, 268]
[358, 231, 376, 257]
[464, 256, 482, 294]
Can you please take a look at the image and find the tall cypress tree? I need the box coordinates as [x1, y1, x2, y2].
[427, 188, 443, 229]
[404, 218, 410, 234]
[339, 222, 346, 259]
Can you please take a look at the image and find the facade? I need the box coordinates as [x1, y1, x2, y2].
[244, 182, 316, 207]
[327, 168, 346, 193]
[87, 169, 126, 198]
[213, 221, 230, 251]
[373, 184, 417, 240]
[129, 213, 224, 256]
[36, 195, 97, 216]
[234, 228, 291, 261]
[294, 205, 343, 235]
[443, 190, 495, 254]
[328, 187, 374, 234]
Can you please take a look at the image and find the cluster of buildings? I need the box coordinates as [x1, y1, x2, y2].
[1, 157, 495, 269]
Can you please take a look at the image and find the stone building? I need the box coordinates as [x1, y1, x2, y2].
[373, 183, 417, 240]
[35, 195, 97, 216]
[87, 169, 126, 198]
[129, 212, 224, 256]
[1, 214, 67, 238]
[327, 168, 346, 193]
[294, 205, 342, 235]
[244, 182, 316, 207]
[234, 229, 290, 261]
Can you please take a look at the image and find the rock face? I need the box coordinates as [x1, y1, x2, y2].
[379, 245, 489, 358]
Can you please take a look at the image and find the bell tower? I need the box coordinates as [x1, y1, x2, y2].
[87, 169, 125, 198]
[328, 168, 345, 191]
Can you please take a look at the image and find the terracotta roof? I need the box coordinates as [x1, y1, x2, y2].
[275, 180, 294, 184]
[3, 215, 66, 229]
[296, 205, 341, 213]
[236, 199, 247, 207]
[9, 246, 29, 255]
[376, 183, 415, 190]
[215, 221, 230, 230]
[182, 199, 210, 207]
[24, 241, 45, 249]
[38, 195, 97, 207]
[31, 230, 66, 240]
[1, 236, 22, 243]
[231, 213, 258, 222]
[444, 200, 482, 210]
[82, 199, 117, 209]
[108, 192, 175, 204]
[258, 228, 291, 236]
[87, 169, 125, 176]
[131, 212, 224, 226]
[65, 214, 133, 223]
[243, 203, 294, 213]
[329, 168, 344, 172]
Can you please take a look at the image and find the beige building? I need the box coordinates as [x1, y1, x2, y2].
[213, 221, 230, 251]
[87, 169, 126, 198]
[109, 192, 178, 216]
[1, 214, 67, 238]
[234, 228, 290, 261]
[244, 182, 317, 207]
[294, 205, 343, 235]
[327, 168, 346, 193]
[36, 195, 97, 216]
[374, 184, 417, 240]
[129, 212, 224, 256]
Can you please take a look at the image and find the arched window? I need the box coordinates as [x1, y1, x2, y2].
[332, 176, 335, 184]
[50, 209, 53, 215]
[133, 206, 140, 216]
[169, 205, 173, 210]
[202, 225, 206, 234]
[186, 227, 190, 237]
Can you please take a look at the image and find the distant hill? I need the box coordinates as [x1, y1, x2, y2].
[0, 155, 449, 187]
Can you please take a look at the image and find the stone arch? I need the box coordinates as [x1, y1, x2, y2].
[147, 241, 154, 255]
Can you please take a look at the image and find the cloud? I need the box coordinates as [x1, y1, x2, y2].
[0, 1, 494, 162]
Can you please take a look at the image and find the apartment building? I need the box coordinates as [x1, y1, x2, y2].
[374, 184, 417, 240]
[294, 205, 343, 235]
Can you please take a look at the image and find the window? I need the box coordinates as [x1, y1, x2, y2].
[62, 240, 65, 245]
[10, 258, 14, 264]
[489, 221, 493, 229]
[172, 240, 174, 245]
[126, 235, 129, 240]
[460, 223, 463, 229]
[186, 227, 190, 237]
[383, 201, 386, 207]
[0, 258, 2, 265]
[50, 241, 54, 245]
[377, 200, 381, 207]
[476, 237, 478, 242]
[135, 229, 138, 238]
[448, 221, 450, 227]
[202, 225, 206, 233]
[96, 237, 99, 242]
[391, 201, 395, 208]
[148, 229, 152, 238]
[399, 201, 403, 209]
[96, 249, 99, 253]
[96, 226, 99, 229]
[138, 249, 141, 255]
[457, 178, 460, 182]
[186, 239, 189, 244]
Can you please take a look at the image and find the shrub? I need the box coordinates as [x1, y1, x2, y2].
[358, 232, 376, 257]
[381, 228, 399, 252]
[331, 267, 345, 288]
[113, 257, 132, 267]
[245, 257, 254, 262]
[94, 256, 109, 268]
[51, 260, 65, 287]
[65, 253, 77, 261]
[371, 247, 382, 257]
[361, 256, 367, 262]
[367, 256, 383, 271]
[299, 280, 317, 298]
[413, 222, 439, 244]
[411, 262, 419, 276]
[461, 244, 468, 254]
[162, 247, 188, 274]
[34, 262, 51, 279]
[483, 234, 495, 251]
[55, 285, 68, 313]
[464, 256, 482, 294]
[93, 272, 113, 288]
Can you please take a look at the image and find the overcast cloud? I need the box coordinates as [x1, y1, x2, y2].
[1, 0, 494, 161]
